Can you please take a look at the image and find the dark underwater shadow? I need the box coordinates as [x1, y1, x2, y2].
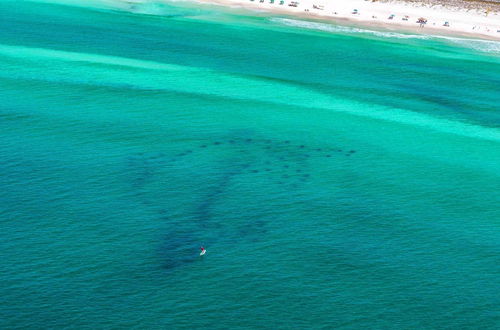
[124, 132, 358, 272]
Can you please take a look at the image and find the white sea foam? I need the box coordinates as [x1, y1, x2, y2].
[271, 17, 500, 54]
[271, 18, 430, 40]
[438, 36, 500, 54]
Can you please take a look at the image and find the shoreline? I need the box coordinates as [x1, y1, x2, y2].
[194, 0, 500, 41]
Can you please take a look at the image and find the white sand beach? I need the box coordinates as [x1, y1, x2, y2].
[195, 0, 500, 40]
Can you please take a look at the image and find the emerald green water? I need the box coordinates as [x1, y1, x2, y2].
[1, 0, 499, 328]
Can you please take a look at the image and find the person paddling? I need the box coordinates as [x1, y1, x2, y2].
[200, 246, 206, 256]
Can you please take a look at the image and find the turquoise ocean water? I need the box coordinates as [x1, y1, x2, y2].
[1, 0, 499, 328]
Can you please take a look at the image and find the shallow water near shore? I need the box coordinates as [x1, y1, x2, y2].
[1, 0, 499, 328]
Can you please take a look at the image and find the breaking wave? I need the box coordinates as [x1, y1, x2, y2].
[271, 17, 500, 55]
[440, 36, 500, 54]
[271, 18, 430, 39]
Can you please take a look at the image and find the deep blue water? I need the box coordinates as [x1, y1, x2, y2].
[1, 0, 499, 328]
